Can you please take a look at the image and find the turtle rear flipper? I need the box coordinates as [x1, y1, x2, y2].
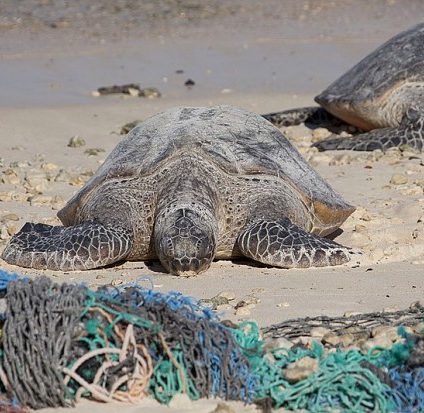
[261, 106, 344, 128]
[1, 222, 133, 271]
[237, 218, 352, 268]
[313, 108, 424, 152]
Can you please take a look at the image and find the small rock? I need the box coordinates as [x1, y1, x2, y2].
[110, 278, 124, 286]
[96, 83, 141, 95]
[215, 304, 233, 312]
[235, 307, 251, 317]
[323, 332, 355, 347]
[343, 311, 362, 317]
[24, 173, 48, 193]
[55, 169, 72, 182]
[1, 169, 20, 185]
[139, 87, 161, 98]
[276, 302, 290, 308]
[6, 224, 17, 236]
[127, 87, 140, 97]
[84, 148, 105, 156]
[217, 291, 236, 301]
[0, 225, 9, 240]
[371, 326, 400, 342]
[28, 195, 52, 206]
[390, 174, 408, 185]
[1, 213, 19, 222]
[263, 337, 294, 351]
[0, 192, 12, 202]
[362, 335, 393, 351]
[120, 120, 142, 134]
[184, 79, 195, 87]
[68, 136, 86, 148]
[50, 195, 65, 210]
[235, 296, 260, 308]
[310, 327, 331, 339]
[9, 161, 30, 168]
[354, 224, 367, 233]
[41, 162, 58, 171]
[311, 127, 331, 141]
[283, 356, 318, 383]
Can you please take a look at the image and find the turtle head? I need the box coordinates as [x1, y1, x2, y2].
[154, 205, 217, 276]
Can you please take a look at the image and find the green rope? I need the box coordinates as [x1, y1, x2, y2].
[232, 320, 397, 412]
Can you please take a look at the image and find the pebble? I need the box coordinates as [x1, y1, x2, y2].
[9, 161, 30, 168]
[41, 162, 58, 171]
[1, 169, 20, 185]
[0, 225, 9, 240]
[217, 291, 236, 301]
[235, 296, 260, 308]
[55, 169, 72, 182]
[235, 307, 251, 317]
[1, 213, 19, 222]
[68, 136, 86, 148]
[127, 87, 140, 97]
[362, 335, 393, 351]
[354, 224, 367, 233]
[276, 302, 290, 308]
[110, 278, 124, 286]
[24, 173, 49, 193]
[84, 148, 105, 156]
[311, 127, 331, 141]
[0, 191, 27, 202]
[310, 327, 331, 338]
[120, 120, 142, 135]
[139, 87, 161, 98]
[215, 304, 233, 312]
[328, 154, 352, 166]
[264, 337, 294, 351]
[50, 195, 65, 210]
[283, 356, 318, 383]
[6, 224, 17, 236]
[308, 153, 333, 167]
[371, 326, 399, 342]
[343, 311, 362, 317]
[322, 332, 355, 347]
[28, 195, 53, 206]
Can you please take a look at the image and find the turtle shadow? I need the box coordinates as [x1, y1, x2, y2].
[144, 260, 169, 274]
[326, 228, 344, 241]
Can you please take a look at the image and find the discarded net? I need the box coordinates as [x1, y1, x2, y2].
[0, 269, 423, 412]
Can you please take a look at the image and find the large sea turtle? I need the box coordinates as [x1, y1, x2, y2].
[262, 23, 424, 152]
[2, 106, 354, 276]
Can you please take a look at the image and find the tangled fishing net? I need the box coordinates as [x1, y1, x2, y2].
[0, 269, 422, 413]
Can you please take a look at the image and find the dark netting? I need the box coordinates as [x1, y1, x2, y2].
[88, 284, 257, 402]
[262, 302, 424, 340]
[0, 270, 423, 412]
[2, 277, 86, 409]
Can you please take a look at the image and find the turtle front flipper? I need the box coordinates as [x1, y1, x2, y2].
[237, 218, 351, 268]
[261, 106, 344, 128]
[1, 222, 133, 271]
[313, 108, 424, 152]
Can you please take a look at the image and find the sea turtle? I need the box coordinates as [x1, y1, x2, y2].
[262, 23, 424, 152]
[2, 106, 355, 276]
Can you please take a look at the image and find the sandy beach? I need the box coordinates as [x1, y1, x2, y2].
[0, 1, 424, 412]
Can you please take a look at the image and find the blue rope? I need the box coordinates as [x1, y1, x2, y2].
[387, 367, 424, 413]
